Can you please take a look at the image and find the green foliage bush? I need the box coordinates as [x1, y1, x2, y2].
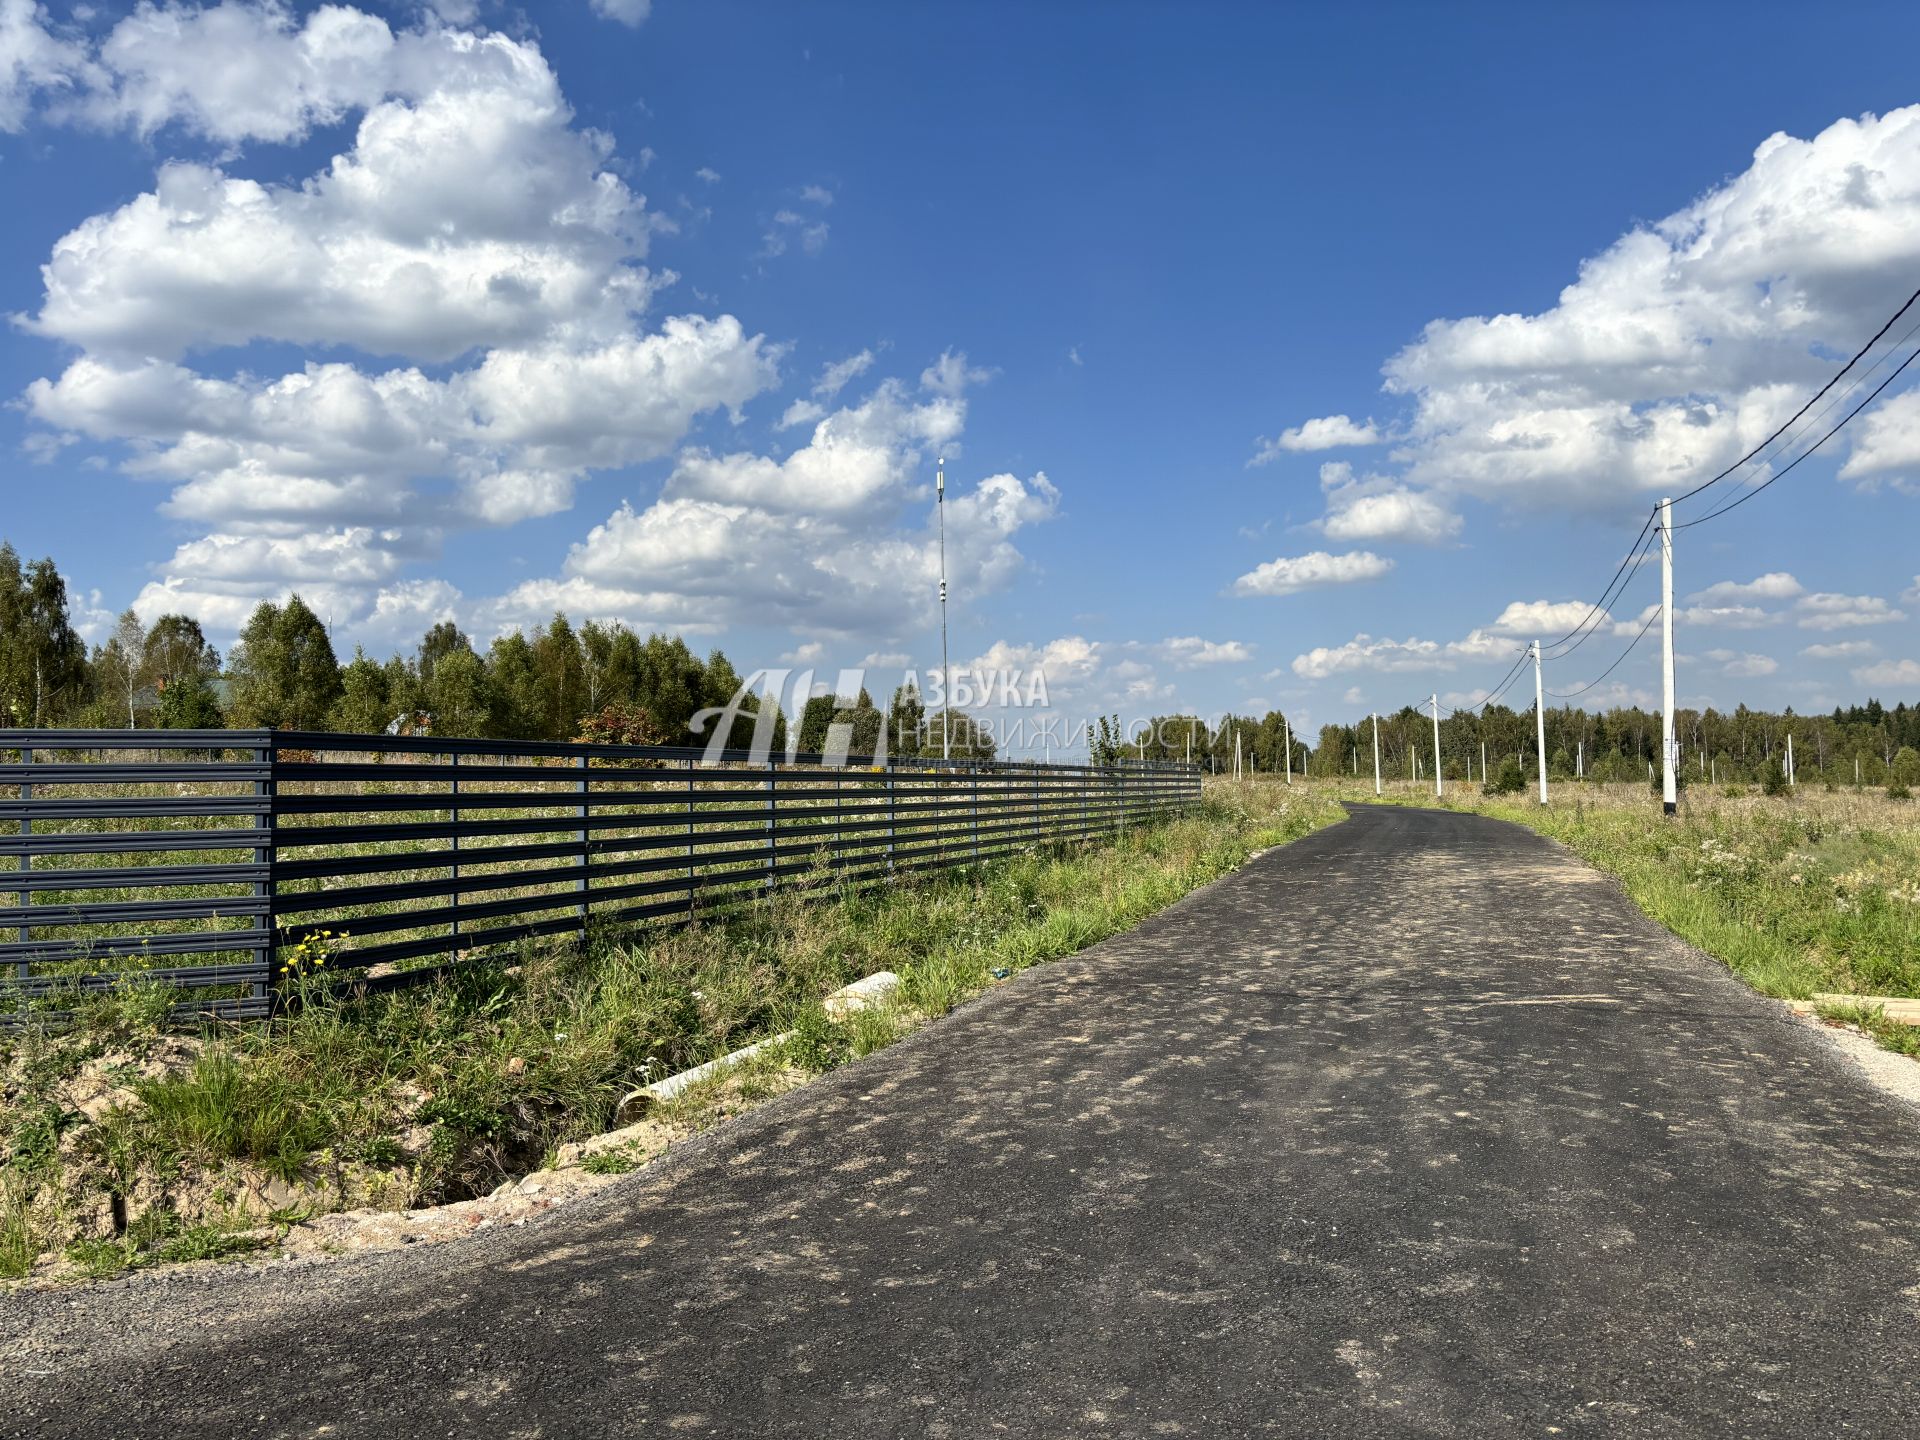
[1892, 747, 1920, 788]
[1484, 757, 1526, 795]
[1761, 758, 1789, 797]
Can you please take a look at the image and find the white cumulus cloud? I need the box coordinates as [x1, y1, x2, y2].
[1687, 572, 1803, 604]
[589, 0, 652, 26]
[1794, 592, 1907, 631]
[1702, 649, 1779, 678]
[1853, 659, 1920, 689]
[1248, 414, 1381, 465]
[0, 0, 86, 133]
[16, 7, 780, 644]
[1298, 106, 1920, 514]
[1232, 550, 1393, 598]
[1155, 637, 1253, 668]
[1801, 640, 1876, 660]
[477, 356, 1058, 641]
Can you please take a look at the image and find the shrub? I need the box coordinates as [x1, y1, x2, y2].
[1484, 758, 1526, 796]
[1760, 758, 1789, 797]
[1890, 781, 1913, 801]
[575, 702, 665, 748]
[1893, 747, 1920, 788]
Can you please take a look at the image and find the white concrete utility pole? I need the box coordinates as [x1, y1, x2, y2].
[1234, 731, 1242, 781]
[1430, 695, 1444, 798]
[1532, 641, 1548, 806]
[1660, 496, 1678, 816]
[1283, 715, 1293, 786]
[1372, 713, 1381, 797]
[1787, 732, 1796, 788]
[1481, 738, 1487, 789]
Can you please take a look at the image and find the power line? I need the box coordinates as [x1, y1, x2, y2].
[1536, 505, 1658, 658]
[1673, 337, 1920, 530]
[1540, 521, 1661, 662]
[1546, 604, 1662, 699]
[1441, 646, 1530, 716]
[1671, 282, 1920, 506]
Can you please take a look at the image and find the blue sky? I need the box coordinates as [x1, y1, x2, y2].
[4, 0, 1920, 749]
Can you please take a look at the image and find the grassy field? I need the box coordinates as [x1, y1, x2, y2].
[1350, 774, 1920, 1053]
[1, 778, 1340, 1281]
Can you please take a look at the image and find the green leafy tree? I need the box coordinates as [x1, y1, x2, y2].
[330, 649, 393, 734]
[0, 543, 87, 726]
[925, 707, 996, 760]
[140, 613, 226, 730]
[530, 614, 586, 739]
[697, 650, 774, 752]
[888, 683, 927, 757]
[93, 609, 151, 729]
[486, 631, 543, 739]
[144, 615, 220, 691]
[157, 671, 224, 729]
[226, 594, 342, 730]
[417, 621, 472, 686]
[424, 646, 495, 736]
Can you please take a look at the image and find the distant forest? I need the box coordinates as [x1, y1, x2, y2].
[0, 541, 993, 757]
[4, 540, 1916, 782]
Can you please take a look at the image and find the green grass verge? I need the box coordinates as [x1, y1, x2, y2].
[1352, 779, 1920, 1006]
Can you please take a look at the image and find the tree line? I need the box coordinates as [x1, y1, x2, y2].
[0, 541, 995, 756]
[1307, 699, 1920, 790]
[5, 540, 1913, 780]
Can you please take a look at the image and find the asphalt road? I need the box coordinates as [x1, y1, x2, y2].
[8, 802, 1920, 1438]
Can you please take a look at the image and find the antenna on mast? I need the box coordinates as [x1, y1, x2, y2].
[937, 457, 950, 761]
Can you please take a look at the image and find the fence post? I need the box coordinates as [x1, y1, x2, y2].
[885, 761, 896, 874]
[575, 752, 589, 931]
[686, 755, 696, 917]
[971, 759, 980, 863]
[765, 759, 777, 896]
[15, 743, 30, 972]
[449, 749, 460, 944]
[255, 735, 275, 1009]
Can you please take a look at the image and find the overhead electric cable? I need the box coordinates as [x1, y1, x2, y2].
[1546, 604, 1662, 699]
[1534, 505, 1658, 659]
[1541, 523, 1661, 662]
[1670, 282, 1920, 506]
[1673, 337, 1920, 530]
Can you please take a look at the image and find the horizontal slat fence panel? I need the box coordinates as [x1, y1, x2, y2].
[0, 729, 1199, 1024]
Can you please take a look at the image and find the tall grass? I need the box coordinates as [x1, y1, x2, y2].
[1358, 778, 1920, 1006]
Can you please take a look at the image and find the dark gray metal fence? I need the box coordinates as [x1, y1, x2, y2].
[1, 729, 1201, 1021]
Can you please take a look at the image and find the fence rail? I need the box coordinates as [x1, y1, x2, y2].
[1, 729, 1200, 1021]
